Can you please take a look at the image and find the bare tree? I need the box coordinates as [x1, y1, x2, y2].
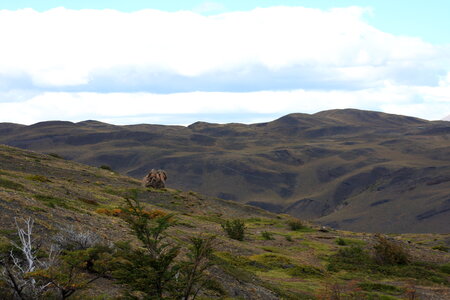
[0, 217, 56, 299]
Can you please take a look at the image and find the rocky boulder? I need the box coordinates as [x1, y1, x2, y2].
[142, 169, 167, 189]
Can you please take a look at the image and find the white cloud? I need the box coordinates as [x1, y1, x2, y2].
[0, 7, 447, 89]
[0, 7, 449, 124]
[0, 83, 448, 125]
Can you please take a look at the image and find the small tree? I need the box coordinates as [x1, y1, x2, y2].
[373, 234, 409, 265]
[178, 236, 215, 299]
[221, 219, 246, 241]
[287, 219, 305, 231]
[114, 198, 215, 299]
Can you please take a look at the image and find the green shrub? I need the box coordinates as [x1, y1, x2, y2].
[432, 245, 449, 252]
[221, 219, 246, 241]
[0, 178, 24, 191]
[327, 246, 372, 272]
[251, 253, 291, 269]
[287, 265, 323, 277]
[335, 238, 347, 246]
[261, 231, 274, 240]
[47, 153, 64, 159]
[440, 263, 450, 274]
[373, 234, 409, 265]
[358, 282, 404, 295]
[287, 219, 305, 231]
[285, 235, 293, 242]
[34, 194, 70, 209]
[27, 175, 50, 182]
[99, 165, 113, 171]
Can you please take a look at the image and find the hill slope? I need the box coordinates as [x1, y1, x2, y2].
[0, 145, 449, 299]
[1, 109, 449, 233]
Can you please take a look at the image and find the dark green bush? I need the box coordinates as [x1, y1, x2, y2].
[287, 265, 323, 277]
[328, 245, 449, 284]
[221, 219, 246, 241]
[335, 238, 347, 246]
[0, 178, 24, 191]
[327, 245, 372, 272]
[27, 175, 50, 182]
[34, 194, 70, 209]
[287, 219, 305, 231]
[47, 153, 64, 159]
[440, 263, 450, 274]
[373, 234, 409, 265]
[261, 231, 274, 240]
[358, 282, 404, 295]
[432, 245, 449, 252]
[99, 165, 113, 171]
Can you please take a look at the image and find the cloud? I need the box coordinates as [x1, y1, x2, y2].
[0, 7, 448, 92]
[0, 84, 448, 125]
[0, 7, 448, 124]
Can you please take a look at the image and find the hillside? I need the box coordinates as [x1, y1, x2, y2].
[1, 109, 449, 233]
[0, 144, 449, 299]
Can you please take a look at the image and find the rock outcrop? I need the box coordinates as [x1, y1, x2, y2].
[142, 169, 167, 189]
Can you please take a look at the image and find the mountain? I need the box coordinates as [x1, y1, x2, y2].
[443, 115, 450, 121]
[0, 145, 449, 299]
[1, 109, 449, 233]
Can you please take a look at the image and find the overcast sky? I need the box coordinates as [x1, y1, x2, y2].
[0, 1, 449, 125]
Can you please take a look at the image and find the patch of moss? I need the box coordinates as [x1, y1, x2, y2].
[358, 282, 404, 295]
[261, 231, 275, 240]
[287, 265, 324, 278]
[26, 174, 51, 182]
[34, 194, 70, 209]
[432, 245, 449, 252]
[195, 214, 224, 224]
[328, 246, 449, 285]
[440, 263, 450, 274]
[250, 253, 292, 269]
[0, 177, 24, 191]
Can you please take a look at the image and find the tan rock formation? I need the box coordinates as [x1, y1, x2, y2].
[142, 169, 167, 189]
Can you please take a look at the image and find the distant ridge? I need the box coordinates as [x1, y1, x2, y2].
[1, 109, 449, 233]
[443, 114, 450, 121]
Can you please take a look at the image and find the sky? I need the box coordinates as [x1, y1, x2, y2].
[0, 1, 449, 125]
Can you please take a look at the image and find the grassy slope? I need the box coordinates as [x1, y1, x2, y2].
[1, 109, 449, 233]
[0, 144, 449, 299]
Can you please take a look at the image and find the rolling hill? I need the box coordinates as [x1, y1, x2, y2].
[1, 109, 449, 233]
[0, 144, 449, 299]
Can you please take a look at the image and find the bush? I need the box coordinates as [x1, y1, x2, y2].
[53, 226, 103, 251]
[27, 175, 50, 182]
[373, 234, 409, 265]
[432, 245, 449, 252]
[287, 219, 305, 231]
[261, 231, 274, 240]
[335, 238, 347, 246]
[287, 265, 323, 277]
[327, 246, 372, 272]
[34, 194, 70, 209]
[221, 219, 246, 241]
[112, 198, 215, 299]
[358, 282, 404, 295]
[47, 153, 64, 159]
[99, 165, 113, 171]
[0, 178, 24, 191]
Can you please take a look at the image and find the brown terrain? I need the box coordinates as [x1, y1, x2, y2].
[0, 144, 449, 299]
[1, 109, 449, 233]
